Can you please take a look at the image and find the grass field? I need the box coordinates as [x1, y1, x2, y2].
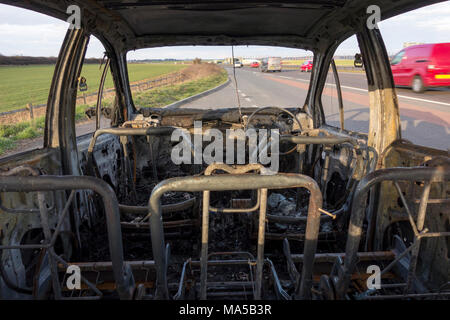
[0, 63, 187, 113]
[134, 68, 228, 108]
[0, 103, 92, 154]
[0, 66, 228, 154]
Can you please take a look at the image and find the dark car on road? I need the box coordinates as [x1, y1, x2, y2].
[391, 43, 450, 93]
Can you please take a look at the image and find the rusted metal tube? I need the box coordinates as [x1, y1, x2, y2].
[291, 250, 395, 263]
[405, 179, 432, 293]
[201, 163, 264, 299]
[280, 135, 356, 146]
[331, 59, 345, 131]
[0, 175, 134, 300]
[57, 260, 156, 272]
[95, 59, 110, 130]
[206, 163, 263, 213]
[255, 188, 268, 299]
[335, 166, 450, 299]
[118, 197, 195, 215]
[148, 173, 322, 300]
[416, 180, 431, 232]
[200, 188, 210, 300]
[121, 219, 196, 229]
[87, 126, 176, 153]
[209, 190, 261, 213]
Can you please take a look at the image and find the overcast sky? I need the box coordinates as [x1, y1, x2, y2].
[0, 1, 449, 59]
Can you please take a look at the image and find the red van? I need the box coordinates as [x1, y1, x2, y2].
[390, 43, 450, 93]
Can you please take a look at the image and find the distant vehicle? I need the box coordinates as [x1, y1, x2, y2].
[260, 57, 282, 72]
[301, 60, 313, 72]
[250, 61, 260, 68]
[233, 58, 243, 68]
[390, 43, 450, 93]
[354, 53, 364, 68]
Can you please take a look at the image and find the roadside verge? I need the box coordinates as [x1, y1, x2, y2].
[164, 78, 231, 109]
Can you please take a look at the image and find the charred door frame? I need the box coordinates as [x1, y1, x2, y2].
[44, 28, 88, 176]
[312, 26, 401, 155]
[43, 28, 134, 175]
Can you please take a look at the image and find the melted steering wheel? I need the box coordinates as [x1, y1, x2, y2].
[244, 106, 303, 156]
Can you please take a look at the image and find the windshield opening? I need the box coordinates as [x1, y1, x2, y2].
[126, 45, 313, 111]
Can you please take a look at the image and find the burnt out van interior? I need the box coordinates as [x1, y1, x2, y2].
[0, 0, 449, 300]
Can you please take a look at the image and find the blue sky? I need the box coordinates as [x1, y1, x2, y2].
[0, 1, 449, 59]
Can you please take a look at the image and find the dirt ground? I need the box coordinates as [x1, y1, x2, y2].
[179, 63, 224, 81]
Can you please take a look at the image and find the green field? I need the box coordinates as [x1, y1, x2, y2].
[0, 63, 187, 113]
[134, 68, 228, 108]
[0, 66, 228, 155]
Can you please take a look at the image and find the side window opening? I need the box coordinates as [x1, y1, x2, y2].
[75, 36, 114, 137]
[321, 35, 370, 134]
[0, 4, 68, 158]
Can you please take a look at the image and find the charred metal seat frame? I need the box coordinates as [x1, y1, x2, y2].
[173, 254, 290, 300]
[263, 132, 377, 223]
[87, 126, 177, 186]
[87, 126, 197, 224]
[201, 163, 265, 300]
[0, 169, 135, 299]
[147, 171, 323, 299]
[334, 166, 450, 299]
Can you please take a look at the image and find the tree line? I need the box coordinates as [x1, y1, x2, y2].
[0, 55, 103, 65]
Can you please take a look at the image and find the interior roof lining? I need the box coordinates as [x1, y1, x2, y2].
[0, 0, 445, 51]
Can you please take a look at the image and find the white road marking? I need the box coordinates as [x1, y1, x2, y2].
[414, 119, 423, 127]
[401, 120, 408, 130]
[252, 104, 258, 108]
[396, 94, 450, 107]
[282, 77, 450, 107]
[245, 97, 251, 102]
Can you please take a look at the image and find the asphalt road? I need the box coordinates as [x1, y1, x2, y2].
[181, 67, 450, 151]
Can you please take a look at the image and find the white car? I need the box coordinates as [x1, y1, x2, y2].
[234, 61, 243, 68]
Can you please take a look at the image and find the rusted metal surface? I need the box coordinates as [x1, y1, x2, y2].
[87, 126, 177, 154]
[335, 166, 450, 299]
[0, 175, 135, 299]
[1, 0, 449, 302]
[291, 251, 396, 264]
[118, 197, 195, 215]
[147, 172, 322, 299]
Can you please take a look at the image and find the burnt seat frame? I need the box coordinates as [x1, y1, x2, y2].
[86, 126, 198, 223]
[276, 133, 378, 221]
[334, 166, 450, 299]
[147, 172, 323, 300]
[0, 170, 135, 300]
